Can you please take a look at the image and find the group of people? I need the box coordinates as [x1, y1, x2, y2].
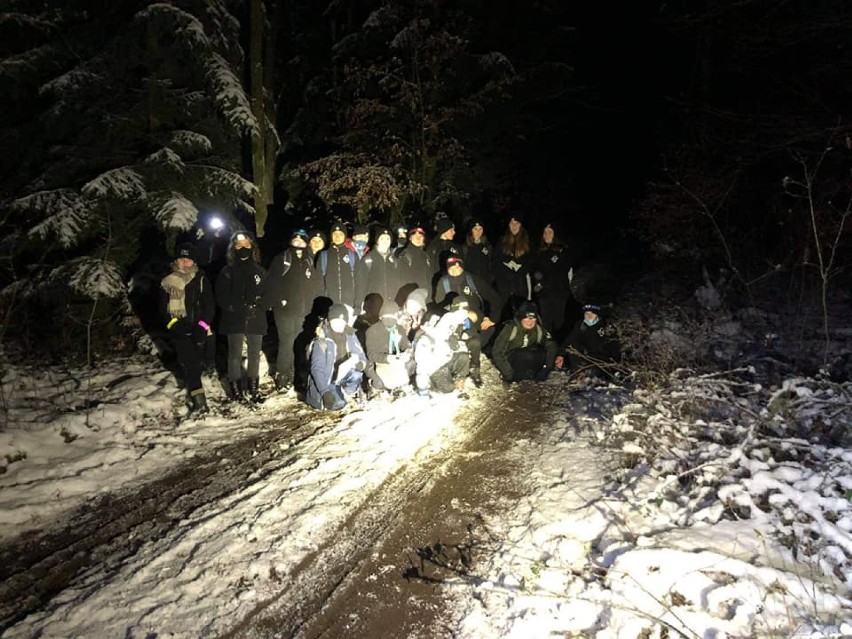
[160, 214, 619, 415]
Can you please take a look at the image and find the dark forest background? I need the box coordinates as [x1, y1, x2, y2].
[1, 0, 850, 363]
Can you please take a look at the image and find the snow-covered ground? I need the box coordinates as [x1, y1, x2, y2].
[1, 347, 851, 637]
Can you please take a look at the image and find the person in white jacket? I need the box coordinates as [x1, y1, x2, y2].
[412, 307, 471, 398]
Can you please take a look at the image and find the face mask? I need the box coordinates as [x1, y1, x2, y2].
[353, 239, 367, 252]
[236, 246, 251, 260]
[584, 317, 600, 327]
[463, 318, 472, 330]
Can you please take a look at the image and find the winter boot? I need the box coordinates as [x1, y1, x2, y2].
[274, 373, 292, 393]
[227, 379, 245, 403]
[469, 367, 483, 388]
[246, 377, 264, 404]
[188, 389, 209, 415]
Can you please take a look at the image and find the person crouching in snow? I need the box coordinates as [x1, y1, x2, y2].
[306, 303, 367, 411]
[365, 300, 415, 396]
[492, 300, 558, 383]
[561, 304, 620, 379]
[161, 243, 215, 415]
[413, 306, 471, 398]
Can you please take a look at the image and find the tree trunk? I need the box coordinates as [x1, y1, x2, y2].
[249, 0, 277, 237]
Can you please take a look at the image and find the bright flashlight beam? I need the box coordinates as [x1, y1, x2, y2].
[209, 216, 224, 230]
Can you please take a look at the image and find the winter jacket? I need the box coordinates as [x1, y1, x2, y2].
[319, 243, 358, 308]
[355, 250, 399, 308]
[462, 241, 495, 287]
[426, 238, 461, 274]
[160, 268, 215, 337]
[493, 249, 532, 304]
[492, 318, 558, 380]
[395, 244, 433, 293]
[565, 318, 620, 363]
[215, 260, 268, 335]
[306, 325, 367, 409]
[531, 245, 574, 300]
[412, 310, 468, 385]
[365, 320, 411, 364]
[264, 247, 321, 318]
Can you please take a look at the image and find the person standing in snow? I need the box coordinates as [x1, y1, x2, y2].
[561, 304, 620, 378]
[354, 227, 399, 310]
[531, 221, 579, 340]
[493, 214, 533, 322]
[319, 221, 358, 310]
[161, 243, 215, 415]
[395, 224, 433, 300]
[215, 231, 268, 403]
[461, 217, 495, 287]
[265, 229, 321, 392]
[306, 303, 367, 411]
[492, 300, 559, 383]
[426, 214, 461, 292]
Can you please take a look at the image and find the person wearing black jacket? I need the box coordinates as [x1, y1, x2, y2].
[318, 221, 358, 309]
[461, 218, 494, 287]
[395, 224, 432, 301]
[215, 231, 268, 402]
[161, 243, 215, 414]
[562, 304, 620, 378]
[427, 215, 461, 291]
[355, 227, 399, 310]
[493, 214, 532, 321]
[531, 222, 579, 339]
[265, 229, 321, 391]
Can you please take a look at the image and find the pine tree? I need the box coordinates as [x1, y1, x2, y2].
[0, 1, 265, 361]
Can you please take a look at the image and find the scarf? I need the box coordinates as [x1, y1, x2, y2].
[161, 264, 198, 318]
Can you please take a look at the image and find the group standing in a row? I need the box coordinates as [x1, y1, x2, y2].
[160, 214, 619, 414]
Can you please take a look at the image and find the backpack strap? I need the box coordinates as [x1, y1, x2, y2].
[320, 251, 328, 277]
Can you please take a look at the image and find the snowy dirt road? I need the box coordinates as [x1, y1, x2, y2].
[1, 370, 593, 638]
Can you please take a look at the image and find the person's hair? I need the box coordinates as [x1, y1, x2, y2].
[500, 223, 530, 258]
[226, 237, 262, 265]
[466, 225, 489, 247]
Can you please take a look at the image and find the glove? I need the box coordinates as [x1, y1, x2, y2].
[322, 391, 339, 409]
[167, 317, 189, 332]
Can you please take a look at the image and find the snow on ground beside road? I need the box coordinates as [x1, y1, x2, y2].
[448, 374, 852, 639]
[2, 357, 852, 638]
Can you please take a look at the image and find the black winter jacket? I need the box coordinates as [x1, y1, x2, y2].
[264, 248, 321, 318]
[215, 260, 268, 335]
[396, 244, 433, 292]
[160, 269, 215, 335]
[355, 250, 399, 307]
[318, 243, 358, 308]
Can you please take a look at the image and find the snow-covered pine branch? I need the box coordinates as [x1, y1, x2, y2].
[168, 130, 213, 157]
[61, 257, 126, 300]
[17, 189, 88, 249]
[82, 167, 146, 201]
[143, 148, 186, 175]
[205, 52, 258, 138]
[136, 3, 257, 139]
[149, 192, 198, 231]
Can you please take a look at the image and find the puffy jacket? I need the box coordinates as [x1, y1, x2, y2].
[305, 325, 367, 409]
